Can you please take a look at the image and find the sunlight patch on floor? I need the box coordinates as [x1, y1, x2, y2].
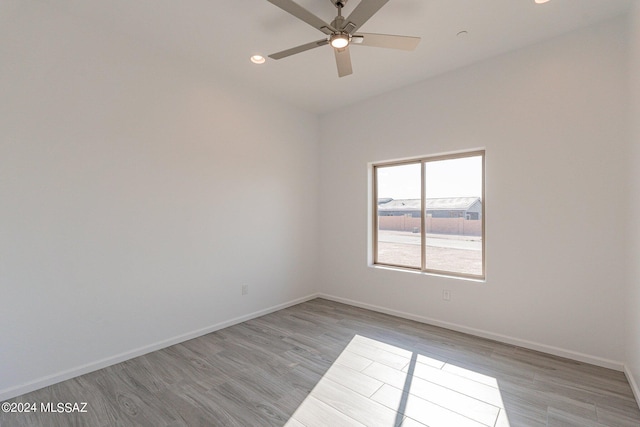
[285, 335, 509, 427]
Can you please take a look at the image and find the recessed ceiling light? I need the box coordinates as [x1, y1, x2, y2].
[534, 0, 550, 4]
[250, 55, 266, 64]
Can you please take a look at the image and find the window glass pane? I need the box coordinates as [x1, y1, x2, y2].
[376, 163, 421, 268]
[424, 155, 483, 276]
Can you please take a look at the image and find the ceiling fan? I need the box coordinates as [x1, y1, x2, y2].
[267, 0, 421, 77]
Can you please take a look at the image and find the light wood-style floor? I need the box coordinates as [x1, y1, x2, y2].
[2, 298, 639, 426]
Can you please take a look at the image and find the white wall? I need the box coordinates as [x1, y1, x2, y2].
[0, 3, 319, 398]
[1, 0, 636, 404]
[626, 2, 640, 401]
[319, 17, 629, 367]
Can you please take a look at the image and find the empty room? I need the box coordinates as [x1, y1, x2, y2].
[2, 0, 640, 426]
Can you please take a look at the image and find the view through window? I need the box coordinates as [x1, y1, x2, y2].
[374, 151, 484, 279]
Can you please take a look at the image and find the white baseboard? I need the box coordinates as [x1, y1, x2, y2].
[625, 364, 640, 410]
[317, 293, 625, 372]
[3, 293, 631, 403]
[0, 293, 319, 402]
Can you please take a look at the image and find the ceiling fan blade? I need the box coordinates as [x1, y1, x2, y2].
[267, 0, 336, 34]
[334, 46, 353, 77]
[344, 0, 389, 32]
[354, 33, 421, 51]
[269, 39, 329, 60]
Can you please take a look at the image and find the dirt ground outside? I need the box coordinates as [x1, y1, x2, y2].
[377, 231, 482, 276]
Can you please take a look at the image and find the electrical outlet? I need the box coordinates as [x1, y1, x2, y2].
[242, 285, 249, 296]
[442, 290, 451, 301]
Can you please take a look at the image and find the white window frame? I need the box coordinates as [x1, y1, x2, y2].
[372, 150, 485, 280]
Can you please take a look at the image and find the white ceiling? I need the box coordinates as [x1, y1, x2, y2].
[18, 0, 635, 113]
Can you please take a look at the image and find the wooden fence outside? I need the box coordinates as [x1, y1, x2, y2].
[378, 215, 482, 236]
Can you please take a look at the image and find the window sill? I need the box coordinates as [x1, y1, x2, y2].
[369, 264, 486, 283]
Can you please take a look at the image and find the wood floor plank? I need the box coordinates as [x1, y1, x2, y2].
[442, 362, 500, 387]
[206, 381, 288, 427]
[399, 416, 429, 427]
[500, 379, 600, 422]
[362, 361, 413, 390]
[346, 340, 411, 370]
[1, 298, 639, 427]
[595, 405, 640, 427]
[403, 359, 506, 407]
[388, 373, 501, 425]
[322, 362, 384, 397]
[311, 378, 402, 426]
[498, 389, 549, 427]
[334, 349, 374, 372]
[546, 406, 610, 427]
[283, 418, 306, 427]
[443, 351, 537, 387]
[371, 383, 487, 427]
[288, 395, 367, 427]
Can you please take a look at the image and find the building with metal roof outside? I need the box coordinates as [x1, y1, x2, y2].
[377, 197, 482, 220]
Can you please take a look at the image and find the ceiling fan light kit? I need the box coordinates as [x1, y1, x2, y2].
[330, 33, 350, 49]
[267, 0, 421, 77]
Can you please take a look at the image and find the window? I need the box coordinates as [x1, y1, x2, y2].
[373, 151, 485, 279]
